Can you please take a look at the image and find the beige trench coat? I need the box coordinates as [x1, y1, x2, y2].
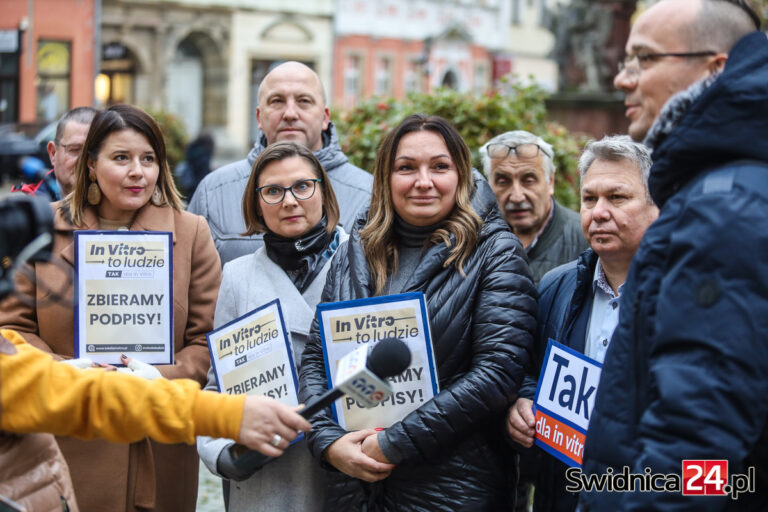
[0, 202, 221, 512]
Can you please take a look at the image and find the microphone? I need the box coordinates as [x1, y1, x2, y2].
[299, 336, 411, 418]
[221, 337, 411, 480]
[20, 156, 60, 200]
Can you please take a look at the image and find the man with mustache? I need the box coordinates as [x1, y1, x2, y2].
[189, 61, 372, 265]
[506, 135, 657, 512]
[482, 130, 587, 283]
[580, 0, 768, 509]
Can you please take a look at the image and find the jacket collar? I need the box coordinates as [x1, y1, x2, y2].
[56, 203, 177, 266]
[245, 121, 349, 171]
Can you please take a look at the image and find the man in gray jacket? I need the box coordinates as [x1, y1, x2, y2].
[481, 130, 587, 283]
[189, 61, 372, 265]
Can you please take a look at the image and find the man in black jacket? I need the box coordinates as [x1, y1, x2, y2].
[481, 130, 587, 283]
[506, 135, 657, 512]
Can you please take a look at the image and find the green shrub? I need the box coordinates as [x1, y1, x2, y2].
[144, 109, 188, 170]
[333, 83, 588, 210]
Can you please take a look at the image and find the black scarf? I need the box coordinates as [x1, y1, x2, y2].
[263, 215, 333, 293]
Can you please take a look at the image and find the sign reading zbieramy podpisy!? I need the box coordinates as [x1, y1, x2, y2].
[206, 299, 299, 407]
[74, 231, 173, 366]
[316, 292, 439, 431]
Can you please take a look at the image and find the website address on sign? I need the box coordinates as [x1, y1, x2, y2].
[565, 462, 755, 500]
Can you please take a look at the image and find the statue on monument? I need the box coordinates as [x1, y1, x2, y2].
[550, 0, 637, 92]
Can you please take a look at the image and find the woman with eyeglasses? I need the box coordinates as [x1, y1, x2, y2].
[197, 141, 347, 511]
[299, 114, 537, 510]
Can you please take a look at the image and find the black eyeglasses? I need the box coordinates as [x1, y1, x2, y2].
[486, 142, 547, 160]
[256, 178, 322, 204]
[617, 51, 717, 78]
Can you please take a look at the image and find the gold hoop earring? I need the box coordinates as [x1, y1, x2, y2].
[87, 171, 101, 205]
[151, 187, 163, 206]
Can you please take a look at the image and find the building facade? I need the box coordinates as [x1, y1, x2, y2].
[227, 0, 334, 151]
[333, 0, 506, 108]
[498, 0, 567, 93]
[99, 0, 334, 154]
[99, 0, 230, 143]
[1, 0, 97, 124]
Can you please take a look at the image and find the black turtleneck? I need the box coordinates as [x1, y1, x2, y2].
[386, 216, 439, 294]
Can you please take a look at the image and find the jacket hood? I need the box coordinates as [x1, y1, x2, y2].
[649, 31, 768, 206]
[245, 121, 349, 171]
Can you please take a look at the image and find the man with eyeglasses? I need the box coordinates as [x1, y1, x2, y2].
[12, 106, 97, 200]
[580, 1, 768, 510]
[189, 61, 372, 266]
[481, 130, 588, 283]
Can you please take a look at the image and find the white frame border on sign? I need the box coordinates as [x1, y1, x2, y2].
[74, 230, 173, 366]
[316, 291, 439, 430]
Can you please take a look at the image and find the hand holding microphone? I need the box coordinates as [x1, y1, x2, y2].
[237, 396, 312, 458]
[221, 337, 412, 481]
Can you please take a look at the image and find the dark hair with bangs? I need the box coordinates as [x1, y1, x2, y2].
[64, 104, 183, 226]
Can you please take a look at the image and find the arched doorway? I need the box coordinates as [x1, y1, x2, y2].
[441, 69, 459, 90]
[166, 38, 203, 136]
[96, 42, 139, 108]
[165, 31, 226, 138]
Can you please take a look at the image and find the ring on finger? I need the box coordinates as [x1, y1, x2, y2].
[270, 434, 282, 447]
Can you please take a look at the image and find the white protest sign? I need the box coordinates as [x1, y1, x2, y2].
[316, 292, 439, 431]
[74, 231, 173, 366]
[206, 299, 298, 406]
[533, 339, 602, 467]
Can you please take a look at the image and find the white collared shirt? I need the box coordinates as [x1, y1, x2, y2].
[584, 259, 623, 363]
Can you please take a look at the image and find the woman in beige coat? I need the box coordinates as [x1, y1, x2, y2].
[0, 104, 221, 512]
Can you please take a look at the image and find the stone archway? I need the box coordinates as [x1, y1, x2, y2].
[441, 69, 459, 90]
[166, 31, 226, 136]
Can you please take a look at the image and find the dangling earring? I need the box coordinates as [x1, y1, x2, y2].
[87, 171, 101, 205]
[151, 187, 163, 206]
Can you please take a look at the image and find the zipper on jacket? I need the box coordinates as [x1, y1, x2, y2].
[632, 290, 647, 426]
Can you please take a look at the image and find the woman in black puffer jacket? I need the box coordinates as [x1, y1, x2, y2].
[299, 114, 537, 511]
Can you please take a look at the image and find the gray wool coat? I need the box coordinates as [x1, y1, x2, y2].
[197, 229, 348, 512]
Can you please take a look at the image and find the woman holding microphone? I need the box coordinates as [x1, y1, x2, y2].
[299, 114, 537, 509]
[198, 141, 348, 511]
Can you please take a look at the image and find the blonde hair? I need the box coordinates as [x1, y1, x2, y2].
[360, 114, 481, 295]
[242, 141, 339, 235]
[65, 104, 183, 227]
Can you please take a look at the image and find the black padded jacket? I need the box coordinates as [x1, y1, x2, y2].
[299, 174, 537, 511]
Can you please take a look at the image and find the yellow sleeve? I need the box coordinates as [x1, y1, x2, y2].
[0, 329, 245, 444]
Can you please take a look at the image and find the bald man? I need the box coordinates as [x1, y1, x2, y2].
[579, 1, 768, 509]
[189, 61, 372, 265]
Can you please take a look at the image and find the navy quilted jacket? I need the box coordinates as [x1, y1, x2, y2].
[299, 173, 537, 511]
[517, 249, 597, 512]
[580, 32, 768, 511]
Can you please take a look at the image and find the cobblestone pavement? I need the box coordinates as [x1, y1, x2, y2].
[197, 460, 225, 512]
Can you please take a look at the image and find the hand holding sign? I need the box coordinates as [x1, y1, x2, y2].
[506, 397, 535, 448]
[533, 340, 602, 467]
[117, 355, 162, 380]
